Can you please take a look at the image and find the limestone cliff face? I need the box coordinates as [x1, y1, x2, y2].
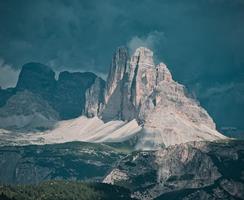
[0, 47, 226, 148]
[102, 47, 157, 123]
[105, 47, 128, 104]
[102, 47, 128, 121]
[129, 47, 156, 110]
[84, 77, 105, 117]
[101, 47, 226, 148]
[156, 63, 172, 83]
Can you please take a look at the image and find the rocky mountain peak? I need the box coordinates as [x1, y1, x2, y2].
[16, 62, 56, 98]
[131, 47, 154, 66]
[130, 50, 156, 112]
[0, 62, 105, 129]
[0, 46, 226, 149]
[55, 71, 99, 119]
[105, 46, 128, 103]
[101, 46, 226, 147]
[156, 62, 173, 84]
[84, 77, 105, 117]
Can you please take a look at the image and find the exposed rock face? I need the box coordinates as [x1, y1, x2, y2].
[102, 47, 226, 148]
[103, 169, 129, 184]
[136, 68, 224, 149]
[16, 62, 56, 101]
[104, 140, 244, 200]
[0, 47, 227, 148]
[128, 47, 157, 123]
[129, 47, 156, 110]
[84, 77, 105, 117]
[105, 47, 128, 104]
[0, 63, 105, 129]
[102, 47, 128, 121]
[156, 63, 172, 83]
[55, 71, 97, 119]
[102, 47, 157, 122]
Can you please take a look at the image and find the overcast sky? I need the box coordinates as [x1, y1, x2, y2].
[0, 0, 243, 86]
[0, 0, 244, 130]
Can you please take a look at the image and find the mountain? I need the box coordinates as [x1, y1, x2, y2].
[54, 71, 103, 119]
[104, 140, 244, 200]
[84, 77, 106, 117]
[0, 47, 226, 149]
[0, 63, 58, 130]
[16, 62, 56, 101]
[0, 140, 243, 199]
[0, 62, 105, 129]
[0, 46, 242, 199]
[16, 62, 105, 119]
[101, 47, 226, 149]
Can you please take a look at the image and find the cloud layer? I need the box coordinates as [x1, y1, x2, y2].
[0, 58, 19, 88]
[0, 0, 243, 82]
[0, 0, 244, 130]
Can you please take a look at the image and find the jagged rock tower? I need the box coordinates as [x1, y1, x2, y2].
[100, 46, 226, 148]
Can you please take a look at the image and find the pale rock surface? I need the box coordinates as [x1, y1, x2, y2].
[84, 77, 105, 117]
[104, 140, 244, 200]
[129, 47, 156, 111]
[102, 47, 226, 148]
[105, 46, 128, 104]
[122, 47, 157, 122]
[103, 169, 129, 184]
[102, 47, 129, 121]
[156, 62, 172, 83]
[102, 47, 157, 122]
[0, 116, 142, 146]
[0, 46, 227, 149]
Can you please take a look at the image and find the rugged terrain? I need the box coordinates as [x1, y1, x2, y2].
[104, 140, 244, 200]
[0, 46, 242, 199]
[102, 47, 226, 149]
[0, 142, 124, 185]
[0, 47, 226, 149]
[0, 62, 105, 130]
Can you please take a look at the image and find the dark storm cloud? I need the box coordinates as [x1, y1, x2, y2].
[0, 0, 243, 86]
[0, 0, 244, 130]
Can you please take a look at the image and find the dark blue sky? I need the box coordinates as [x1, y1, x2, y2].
[0, 0, 244, 131]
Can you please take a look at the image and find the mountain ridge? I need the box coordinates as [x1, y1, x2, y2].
[0, 47, 226, 149]
[0, 62, 105, 129]
[100, 47, 226, 148]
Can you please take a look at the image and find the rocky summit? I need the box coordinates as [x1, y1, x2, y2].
[101, 47, 226, 149]
[0, 46, 242, 200]
[0, 47, 226, 149]
[0, 62, 105, 129]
